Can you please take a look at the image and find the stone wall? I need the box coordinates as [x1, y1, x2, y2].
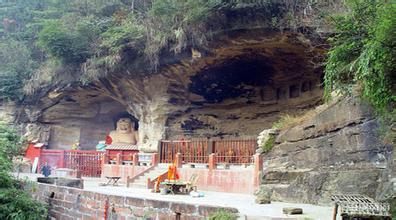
[31, 183, 238, 220]
[178, 167, 256, 194]
[258, 96, 395, 204]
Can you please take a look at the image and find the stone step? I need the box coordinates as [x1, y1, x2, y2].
[158, 163, 171, 168]
[128, 182, 146, 188]
[134, 177, 147, 182]
[128, 165, 169, 189]
[139, 171, 166, 179]
[245, 216, 279, 220]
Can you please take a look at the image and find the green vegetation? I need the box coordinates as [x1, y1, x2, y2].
[208, 208, 238, 220]
[0, 39, 37, 100]
[37, 20, 91, 64]
[389, 197, 396, 219]
[272, 114, 300, 130]
[0, 123, 47, 220]
[261, 135, 276, 153]
[324, 0, 395, 128]
[0, 0, 339, 100]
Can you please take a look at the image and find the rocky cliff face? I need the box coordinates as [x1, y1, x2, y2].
[0, 29, 326, 152]
[258, 96, 395, 204]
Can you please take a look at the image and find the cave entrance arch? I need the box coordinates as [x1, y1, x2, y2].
[166, 33, 325, 140]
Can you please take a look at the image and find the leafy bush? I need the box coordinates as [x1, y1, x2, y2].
[390, 197, 396, 219]
[261, 135, 276, 153]
[38, 20, 91, 64]
[100, 14, 144, 55]
[324, 0, 395, 119]
[0, 123, 47, 220]
[0, 39, 37, 101]
[0, 187, 48, 220]
[208, 208, 238, 220]
[0, 0, 367, 96]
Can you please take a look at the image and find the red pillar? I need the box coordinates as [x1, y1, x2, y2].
[37, 148, 43, 173]
[175, 153, 182, 168]
[59, 150, 65, 168]
[147, 177, 151, 189]
[253, 153, 263, 188]
[116, 153, 122, 165]
[104, 198, 109, 220]
[151, 153, 159, 166]
[132, 153, 139, 166]
[209, 153, 216, 171]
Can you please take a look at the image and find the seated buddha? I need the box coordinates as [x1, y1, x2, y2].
[108, 118, 138, 145]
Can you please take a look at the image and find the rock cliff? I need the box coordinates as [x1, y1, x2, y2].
[258, 96, 395, 203]
[1, 29, 326, 151]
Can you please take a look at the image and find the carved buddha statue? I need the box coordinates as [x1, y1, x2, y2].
[109, 118, 138, 145]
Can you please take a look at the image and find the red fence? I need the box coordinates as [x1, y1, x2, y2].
[39, 150, 105, 177]
[38, 138, 257, 176]
[214, 139, 256, 164]
[160, 139, 209, 164]
[159, 139, 257, 164]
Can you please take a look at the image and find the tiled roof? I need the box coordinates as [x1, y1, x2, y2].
[33, 143, 45, 148]
[106, 144, 139, 150]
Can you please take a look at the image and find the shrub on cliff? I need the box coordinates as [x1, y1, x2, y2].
[208, 208, 238, 220]
[324, 0, 395, 131]
[0, 39, 37, 101]
[37, 20, 91, 65]
[0, 123, 47, 220]
[1, 0, 341, 96]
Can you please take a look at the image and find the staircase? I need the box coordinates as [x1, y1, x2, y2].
[128, 164, 169, 189]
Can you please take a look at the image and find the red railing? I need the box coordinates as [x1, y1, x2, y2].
[216, 155, 254, 165]
[159, 138, 257, 164]
[63, 150, 104, 177]
[160, 139, 209, 163]
[182, 155, 209, 164]
[213, 139, 257, 164]
[39, 150, 105, 177]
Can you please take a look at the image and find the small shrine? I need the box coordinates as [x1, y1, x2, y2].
[105, 118, 139, 163]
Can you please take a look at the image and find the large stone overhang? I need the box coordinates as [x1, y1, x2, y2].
[17, 29, 327, 152]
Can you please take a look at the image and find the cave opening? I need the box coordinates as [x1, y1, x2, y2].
[168, 44, 324, 139]
[189, 55, 275, 103]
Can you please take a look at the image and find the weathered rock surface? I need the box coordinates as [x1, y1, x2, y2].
[254, 186, 272, 204]
[0, 101, 19, 123]
[256, 128, 279, 154]
[282, 207, 303, 215]
[37, 177, 57, 184]
[55, 178, 84, 189]
[258, 97, 394, 204]
[0, 30, 325, 152]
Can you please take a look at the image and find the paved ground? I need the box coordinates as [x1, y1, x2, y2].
[17, 173, 337, 220]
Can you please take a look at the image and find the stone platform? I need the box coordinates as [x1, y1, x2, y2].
[18, 173, 337, 219]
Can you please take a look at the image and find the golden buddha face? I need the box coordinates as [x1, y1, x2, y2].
[116, 118, 133, 133]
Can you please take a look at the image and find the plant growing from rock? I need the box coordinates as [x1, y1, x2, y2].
[261, 135, 276, 153]
[208, 208, 238, 220]
[0, 123, 48, 220]
[324, 0, 395, 142]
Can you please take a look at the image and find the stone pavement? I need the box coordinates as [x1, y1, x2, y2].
[17, 173, 337, 219]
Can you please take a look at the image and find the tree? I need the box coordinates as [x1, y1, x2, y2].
[0, 39, 36, 101]
[324, 0, 395, 118]
[0, 123, 48, 220]
[37, 20, 91, 64]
